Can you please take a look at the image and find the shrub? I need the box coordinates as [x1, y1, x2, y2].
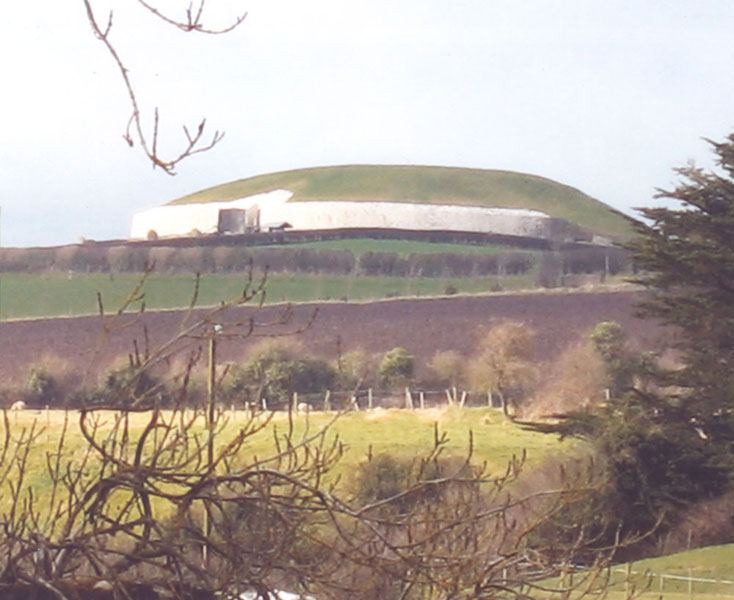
[81, 364, 167, 408]
[336, 349, 378, 391]
[230, 340, 337, 405]
[25, 367, 59, 406]
[378, 347, 414, 388]
[350, 452, 477, 515]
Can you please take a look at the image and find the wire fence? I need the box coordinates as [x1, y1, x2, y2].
[223, 387, 502, 414]
[610, 565, 734, 598]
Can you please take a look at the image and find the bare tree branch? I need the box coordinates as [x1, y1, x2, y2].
[81, 0, 246, 174]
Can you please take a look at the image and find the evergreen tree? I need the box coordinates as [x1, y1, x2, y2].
[527, 134, 734, 552]
[629, 133, 734, 433]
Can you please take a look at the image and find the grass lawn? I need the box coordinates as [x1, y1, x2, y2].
[538, 544, 734, 600]
[616, 544, 734, 597]
[0, 272, 534, 320]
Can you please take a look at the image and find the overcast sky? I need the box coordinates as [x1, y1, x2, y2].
[1, 1, 733, 247]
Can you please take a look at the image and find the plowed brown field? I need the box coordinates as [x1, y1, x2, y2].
[0, 290, 665, 389]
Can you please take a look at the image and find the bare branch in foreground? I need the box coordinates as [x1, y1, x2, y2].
[81, 0, 246, 174]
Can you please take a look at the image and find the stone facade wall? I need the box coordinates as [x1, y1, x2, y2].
[130, 191, 555, 239]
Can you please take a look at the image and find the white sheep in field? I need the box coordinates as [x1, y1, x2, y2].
[297, 402, 310, 413]
[9, 400, 27, 411]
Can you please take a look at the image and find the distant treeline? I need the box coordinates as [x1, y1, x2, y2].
[99, 226, 591, 250]
[0, 242, 630, 278]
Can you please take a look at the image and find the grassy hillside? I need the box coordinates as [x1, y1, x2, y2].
[0, 272, 535, 320]
[170, 165, 634, 238]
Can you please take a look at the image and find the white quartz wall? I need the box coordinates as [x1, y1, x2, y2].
[259, 201, 551, 238]
[130, 190, 293, 239]
[130, 191, 553, 239]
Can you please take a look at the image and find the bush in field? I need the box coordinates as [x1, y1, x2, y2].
[467, 322, 537, 416]
[25, 367, 60, 406]
[378, 347, 415, 388]
[230, 340, 337, 404]
[23, 358, 85, 407]
[81, 364, 167, 408]
[350, 452, 477, 515]
[337, 349, 379, 391]
[428, 350, 466, 389]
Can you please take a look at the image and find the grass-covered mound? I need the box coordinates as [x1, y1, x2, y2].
[170, 165, 633, 238]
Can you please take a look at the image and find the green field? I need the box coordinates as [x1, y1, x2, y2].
[0, 272, 531, 320]
[4, 406, 567, 516]
[591, 544, 734, 600]
[268, 238, 538, 256]
[170, 165, 634, 238]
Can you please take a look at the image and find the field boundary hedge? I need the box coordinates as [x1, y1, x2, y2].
[0, 228, 627, 278]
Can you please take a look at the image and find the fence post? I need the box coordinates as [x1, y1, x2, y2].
[324, 390, 331, 411]
[420, 391, 425, 410]
[405, 388, 413, 410]
[368, 388, 373, 410]
[293, 392, 298, 413]
[351, 396, 359, 411]
[459, 391, 467, 408]
[261, 398, 268, 411]
[689, 568, 693, 600]
[446, 389, 454, 406]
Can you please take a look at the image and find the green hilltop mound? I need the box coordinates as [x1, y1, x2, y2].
[170, 165, 633, 238]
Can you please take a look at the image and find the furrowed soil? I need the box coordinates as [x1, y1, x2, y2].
[0, 290, 663, 389]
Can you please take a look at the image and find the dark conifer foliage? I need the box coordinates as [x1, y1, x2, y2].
[629, 133, 734, 418]
[526, 134, 734, 556]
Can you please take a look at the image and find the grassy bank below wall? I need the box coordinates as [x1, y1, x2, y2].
[0, 272, 536, 320]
